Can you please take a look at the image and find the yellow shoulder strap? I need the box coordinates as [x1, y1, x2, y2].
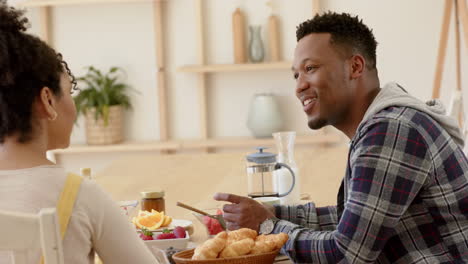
[40, 172, 83, 264]
[56, 173, 83, 238]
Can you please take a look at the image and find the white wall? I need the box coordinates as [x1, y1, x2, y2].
[8, 0, 467, 172]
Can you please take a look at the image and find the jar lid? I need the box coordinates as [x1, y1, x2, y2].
[141, 190, 165, 199]
[80, 168, 91, 178]
[246, 147, 276, 164]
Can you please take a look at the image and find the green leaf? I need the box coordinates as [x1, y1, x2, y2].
[140, 228, 153, 236]
[74, 65, 134, 124]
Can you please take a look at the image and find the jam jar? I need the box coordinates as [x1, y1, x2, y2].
[140, 190, 165, 213]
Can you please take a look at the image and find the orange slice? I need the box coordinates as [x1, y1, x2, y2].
[134, 211, 165, 230]
[131, 210, 174, 230]
[137, 210, 150, 217]
[162, 216, 172, 227]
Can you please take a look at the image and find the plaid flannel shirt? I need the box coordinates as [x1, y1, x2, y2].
[273, 106, 468, 263]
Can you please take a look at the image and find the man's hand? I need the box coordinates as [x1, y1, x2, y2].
[214, 192, 276, 232]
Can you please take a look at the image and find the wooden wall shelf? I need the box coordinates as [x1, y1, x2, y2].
[50, 133, 344, 155]
[178, 61, 292, 73]
[181, 1, 320, 151]
[181, 133, 343, 149]
[19, 0, 161, 7]
[20, 0, 171, 142]
[25, 0, 323, 160]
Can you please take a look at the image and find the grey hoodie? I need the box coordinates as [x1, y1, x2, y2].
[359, 82, 464, 148]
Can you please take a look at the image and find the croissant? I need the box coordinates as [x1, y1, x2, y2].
[192, 231, 228, 260]
[255, 234, 267, 242]
[219, 238, 255, 258]
[255, 233, 289, 250]
[251, 239, 277, 254]
[227, 228, 257, 244]
[265, 233, 289, 250]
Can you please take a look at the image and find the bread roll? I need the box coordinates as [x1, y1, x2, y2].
[192, 231, 228, 260]
[227, 228, 257, 244]
[219, 238, 255, 258]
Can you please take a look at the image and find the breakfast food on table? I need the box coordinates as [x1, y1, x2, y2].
[255, 233, 289, 250]
[156, 231, 177, 240]
[202, 209, 224, 235]
[139, 228, 154, 241]
[172, 226, 187, 238]
[191, 228, 289, 260]
[192, 231, 228, 260]
[251, 239, 276, 254]
[219, 238, 255, 258]
[226, 227, 257, 243]
[138, 226, 186, 241]
[132, 209, 172, 230]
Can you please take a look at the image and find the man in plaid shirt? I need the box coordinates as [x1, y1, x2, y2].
[215, 12, 468, 263]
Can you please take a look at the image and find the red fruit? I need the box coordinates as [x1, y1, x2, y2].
[140, 228, 154, 240]
[173, 226, 186, 238]
[202, 211, 224, 235]
[208, 219, 223, 235]
[156, 233, 177, 240]
[140, 234, 153, 240]
[202, 215, 212, 226]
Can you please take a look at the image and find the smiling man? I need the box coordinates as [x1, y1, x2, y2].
[215, 12, 468, 263]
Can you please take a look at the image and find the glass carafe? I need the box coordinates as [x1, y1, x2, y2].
[273, 131, 301, 205]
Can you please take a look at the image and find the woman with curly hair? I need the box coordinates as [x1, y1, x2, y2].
[0, 2, 158, 263]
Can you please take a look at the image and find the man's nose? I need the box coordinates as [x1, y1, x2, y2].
[296, 74, 309, 95]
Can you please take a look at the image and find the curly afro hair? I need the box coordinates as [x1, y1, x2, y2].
[0, 0, 76, 143]
[296, 12, 378, 69]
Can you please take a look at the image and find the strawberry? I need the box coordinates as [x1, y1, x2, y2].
[173, 226, 186, 238]
[156, 233, 177, 240]
[139, 228, 154, 241]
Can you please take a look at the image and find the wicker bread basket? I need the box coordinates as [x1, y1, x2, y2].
[172, 248, 280, 264]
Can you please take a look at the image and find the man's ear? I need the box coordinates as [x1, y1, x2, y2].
[349, 54, 365, 79]
[38, 87, 58, 121]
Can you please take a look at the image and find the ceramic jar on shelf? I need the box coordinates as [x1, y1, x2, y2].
[247, 93, 283, 138]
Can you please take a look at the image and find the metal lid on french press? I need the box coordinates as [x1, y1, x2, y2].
[246, 147, 276, 164]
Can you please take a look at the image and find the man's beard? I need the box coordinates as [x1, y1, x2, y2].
[308, 117, 327, 130]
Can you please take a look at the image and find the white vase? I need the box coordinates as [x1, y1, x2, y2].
[247, 93, 283, 138]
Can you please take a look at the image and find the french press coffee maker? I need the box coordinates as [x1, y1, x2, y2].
[246, 147, 296, 198]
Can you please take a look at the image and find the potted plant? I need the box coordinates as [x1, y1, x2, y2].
[74, 66, 132, 145]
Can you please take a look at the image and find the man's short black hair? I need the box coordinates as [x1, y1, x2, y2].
[296, 12, 378, 69]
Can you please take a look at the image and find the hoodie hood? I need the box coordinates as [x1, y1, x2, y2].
[359, 82, 464, 148]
